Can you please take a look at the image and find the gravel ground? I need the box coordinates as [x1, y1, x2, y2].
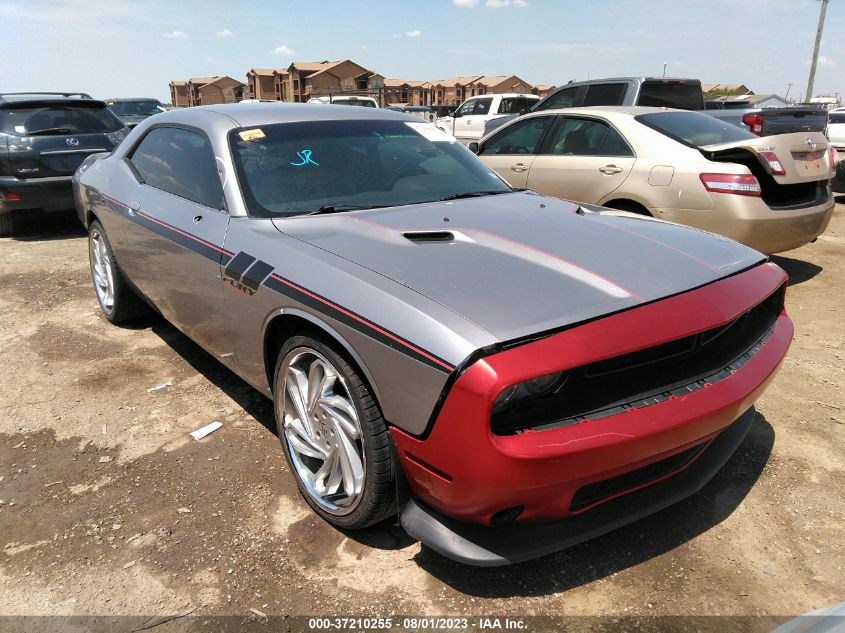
[0, 203, 842, 631]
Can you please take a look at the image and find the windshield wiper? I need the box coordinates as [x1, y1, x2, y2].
[437, 190, 511, 201]
[26, 127, 74, 136]
[304, 204, 386, 216]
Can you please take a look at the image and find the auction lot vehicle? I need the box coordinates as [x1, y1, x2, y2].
[308, 95, 379, 108]
[483, 78, 703, 136]
[828, 110, 845, 192]
[435, 93, 539, 143]
[484, 77, 828, 140]
[705, 99, 828, 138]
[0, 92, 129, 236]
[75, 103, 792, 566]
[107, 97, 166, 128]
[474, 106, 835, 254]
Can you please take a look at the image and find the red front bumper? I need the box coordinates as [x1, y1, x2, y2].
[391, 263, 792, 525]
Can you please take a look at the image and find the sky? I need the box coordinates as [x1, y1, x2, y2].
[1, 0, 842, 104]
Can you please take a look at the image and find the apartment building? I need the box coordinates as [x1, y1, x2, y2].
[183, 76, 246, 106]
[382, 79, 433, 106]
[169, 80, 189, 107]
[245, 68, 276, 100]
[271, 60, 384, 102]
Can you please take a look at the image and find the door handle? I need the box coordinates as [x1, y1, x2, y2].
[599, 165, 624, 175]
[193, 215, 204, 224]
[511, 163, 528, 173]
[128, 201, 140, 215]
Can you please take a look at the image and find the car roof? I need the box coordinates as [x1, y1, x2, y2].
[108, 97, 161, 102]
[162, 102, 412, 129]
[524, 105, 683, 118]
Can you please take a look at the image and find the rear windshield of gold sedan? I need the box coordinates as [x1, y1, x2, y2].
[636, 111, 757, 148]
[229, 119, 511, 217]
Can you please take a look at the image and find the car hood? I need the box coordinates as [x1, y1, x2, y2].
[272, 193, 765, 342]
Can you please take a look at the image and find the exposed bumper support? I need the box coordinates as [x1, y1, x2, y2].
[399, 406, 755, 567]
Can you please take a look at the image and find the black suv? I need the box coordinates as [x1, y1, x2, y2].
[0, 92, 129, 235]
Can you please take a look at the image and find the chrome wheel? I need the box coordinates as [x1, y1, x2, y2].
[280, 348, 365, 515]
[90, 228, 115, 312]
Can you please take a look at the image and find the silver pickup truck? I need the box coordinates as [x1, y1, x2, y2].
[482, 77, 828, 138]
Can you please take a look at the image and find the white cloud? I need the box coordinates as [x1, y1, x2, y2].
[216, 28, 233, 38]
[273, 45, 295, 56]
[163, 30, 187, 39]
[405, 29, 422, 37]
[453, 0, 479, 6]
[818, 55, 835, 67]
[486, 0, 528, 6]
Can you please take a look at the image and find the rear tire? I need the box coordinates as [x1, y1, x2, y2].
[0, 211, 16, 237]
[88, 220, 148, 323]
[274, 334, 396, 529]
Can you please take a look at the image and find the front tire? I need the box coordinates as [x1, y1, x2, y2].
[274, 335, 396, 529]
[88, 220, 148, 323]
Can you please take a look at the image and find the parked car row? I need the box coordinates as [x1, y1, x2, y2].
[469, 106, 836, 254]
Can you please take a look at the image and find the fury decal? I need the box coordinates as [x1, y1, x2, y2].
[102, 193, 454, 373]
[223, 253, 273, 296]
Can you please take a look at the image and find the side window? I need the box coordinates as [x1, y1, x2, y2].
[479, 116, 553, 155]
[456, 99, 476, 117]
[537, 87, 579, 111]
[472, 98, 494, 115]
[547, 118, 616, 156]
[583, 83, 627, 106]
[498, 97, 536, 114]
[600, 126, 634, 157]
[129, 127, 224, 209]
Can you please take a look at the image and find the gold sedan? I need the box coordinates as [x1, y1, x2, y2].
[473, 106, 836, 254]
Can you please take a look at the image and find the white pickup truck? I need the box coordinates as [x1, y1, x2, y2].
[434, 93, 538, 143]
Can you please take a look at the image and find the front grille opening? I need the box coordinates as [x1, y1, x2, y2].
[569, 441, 707, 513]
[491, 285, 783, 436]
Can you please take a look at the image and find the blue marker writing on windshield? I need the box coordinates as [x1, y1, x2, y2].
[291, 149, 319, 167]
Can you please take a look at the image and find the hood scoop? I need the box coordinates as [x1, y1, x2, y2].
[403, 230, 455, 243]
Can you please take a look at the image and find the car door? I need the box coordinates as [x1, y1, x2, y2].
[525, 116, 636, 203]
[119, 125, 233, 359]
[476, 115, 555, 188]
[462, 97, 495, 140]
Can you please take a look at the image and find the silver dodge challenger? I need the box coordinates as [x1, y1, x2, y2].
[74, 103, 793, 566]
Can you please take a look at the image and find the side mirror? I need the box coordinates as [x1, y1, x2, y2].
[518, 107, 529, 115]
[453, 109, 463, 118]
[468, 142, 479, 154]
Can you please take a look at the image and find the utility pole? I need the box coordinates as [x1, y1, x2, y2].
[662, 61, 667, 78]
[785, 82, 793, 101]
[805, 0, 829, 103]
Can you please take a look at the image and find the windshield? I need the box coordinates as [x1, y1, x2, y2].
[109, 100, 163, 116]
[229, 119, 511, 217]
[0, 104, 125, 135]
[636, 111, 757, 147]
[829, 112, 845, 124]
[638, 81, 704, 110]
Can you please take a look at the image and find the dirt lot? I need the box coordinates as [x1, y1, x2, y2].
[1, 204, 843, 631]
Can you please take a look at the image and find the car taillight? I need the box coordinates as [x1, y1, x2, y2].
[0, 192, 22, 201]
[741, 113, 763, 136]
[828, 146, 839, 175]
[699, 173, 762, 197]
[759, 151, 786, 175]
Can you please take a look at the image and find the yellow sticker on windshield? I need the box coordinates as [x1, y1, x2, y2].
[239, 128, 266, 141]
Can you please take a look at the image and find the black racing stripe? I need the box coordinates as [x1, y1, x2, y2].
[224, 252, 257, 282]
[241, 260, 274, 292]
[133, 212, 229, 263]
[263, 274, 454, 373]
